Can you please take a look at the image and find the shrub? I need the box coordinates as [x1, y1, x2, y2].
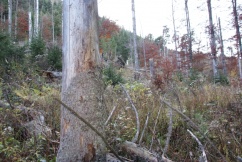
[30, 37, 46, 62]
[103, 64, 124, 86]
[47, 46, 62, 70]
[215, 72, 229, 85]
[0, 32, 25, 63]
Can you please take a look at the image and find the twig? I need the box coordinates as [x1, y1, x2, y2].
[187, 129, 208, 162]
[3, 87, 14, 109]
[139, 112, 150, 145]
[150, 93, 167, 150]
[150, 105, 161, 150]
[54, 98, 124, 162]
[105, 104, 118, 125]
[161, 99, 227, 162]
[120, 84, 140, 143]
[162, 107, 173, 157]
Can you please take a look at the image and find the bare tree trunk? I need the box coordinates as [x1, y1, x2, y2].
[14, 0, 18, 40]
[172, 0, 180, 69]
[34, 0, 39, 37]
[57, 0, 106, 161]
[143, 39, 147, 71]
[8, 0, 12, 37]
[232, 0, 242, 79]
[218, 18, 227, 76]
[149, 58, 154, 79]
[207, 0, 218, 79]
[51, 1, 55, 44]
[28, 2, 32, 44]
[185, 0, 192, 68]
[131, 0, 139, 73]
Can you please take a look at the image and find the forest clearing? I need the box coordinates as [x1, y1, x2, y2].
[0, 0, 242, 161]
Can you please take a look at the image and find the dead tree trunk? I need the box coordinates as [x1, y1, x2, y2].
[57, 0, 106, 161]
[172, 0, 180, 69]
[232, 0, 242, 79]
[218, 18, 227, 76]
[185, 0, 193, 68]
[207, 0, 218, 79]
[14, 0, 18, 40]
[28, 0, 32, 44]
[51, 1, 54, 44]
[131, 0, 139, 74]
[34, 0, 39, 37]
[8, 0, 12, 37]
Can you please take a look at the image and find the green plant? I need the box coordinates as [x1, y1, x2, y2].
[215, 72, 229, 85]
[30, 37, 46, 62]
[47, 46, 62, 70]
[103, 64, 124, 86]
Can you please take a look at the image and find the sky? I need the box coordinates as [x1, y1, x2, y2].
[98, 0, 242, 55]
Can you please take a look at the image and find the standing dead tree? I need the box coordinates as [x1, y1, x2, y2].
[131, 0, 139, 79]
[185, 0, 193, 69]
[57, 0, 107, 161]
[232, 0, 242, 79]
[207, 0, 218, 79]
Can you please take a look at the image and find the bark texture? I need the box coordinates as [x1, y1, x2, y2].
[232, 0, 242, 78]
[131, 0, 139, 72]
[8, 0, 12, 36]
[207, 0, 218, 78]
[185, 0, 193, 68]
[57, 0, 106, 161]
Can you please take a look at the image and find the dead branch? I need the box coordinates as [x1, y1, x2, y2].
[105, 104, 118, 126]
[162, 107, 173, 157]
[55, 98, 124, 162]
[122, 141, 158, 162]
[187, 129, 208, 162]
[120, 84, 140, 143]
[161, 99, 227, 162]
[150, 93, 167, 150]
[139, 112, 150, 145]
[150, 104, 161, 150]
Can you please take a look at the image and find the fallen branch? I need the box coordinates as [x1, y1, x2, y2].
[120, 84, 140, 143]
[150, 93, 167, 150]
[105, 104, 118, 125]
[163, 107, 173, 157]
[150, 104, 161, 150]
[55, 98, 124, 162]
[161, 99, 227, 162]
[187, 129, 208, 162]
[139, 112, 150, 145]
[122, 141, 158, 162]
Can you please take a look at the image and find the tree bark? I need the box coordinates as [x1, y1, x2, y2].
[28, 0, 32, 44]
[51, 1, 55, 44]
[172, 0, 180, 69]
[232, 0, 242, 79]
[8, 0, 12, 37]
[57, 0, 106, 161]
[14, 0, 18, 40]
[218, 18, 227, 76]
[34, 0, 39, 37]
[185, 0, 193, 68]
[207, 0, 218, 79]
[131, 0, 139, 73]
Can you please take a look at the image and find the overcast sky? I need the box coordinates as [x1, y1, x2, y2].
[98, 0, 242, 55]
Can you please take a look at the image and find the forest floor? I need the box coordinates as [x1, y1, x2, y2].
[0, 66, 242, 161]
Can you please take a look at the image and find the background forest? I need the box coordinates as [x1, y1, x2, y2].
[0, 0, 241, 161]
